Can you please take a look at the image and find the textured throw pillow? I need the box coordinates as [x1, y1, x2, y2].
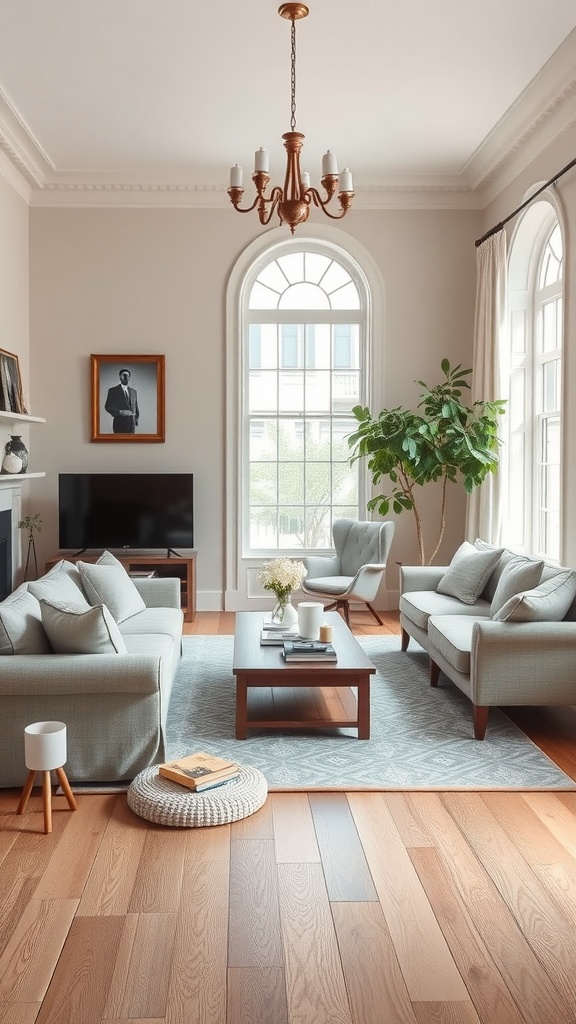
[40, 599, 128, 654]
[0, 585, 51, 655]
[77, 561, 146, 623]
[489, 556, 544, 617]
[97, 550, 126, 570]
[493, 570, 576, 623]
[437, 547, 503, 605]
[28, 561, 91, 611]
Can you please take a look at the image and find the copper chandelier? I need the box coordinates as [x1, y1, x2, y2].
[227, 2, 354, 234]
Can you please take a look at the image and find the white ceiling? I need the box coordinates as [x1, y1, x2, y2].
[0, 0, 575, 203]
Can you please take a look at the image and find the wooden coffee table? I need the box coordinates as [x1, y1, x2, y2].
[232, 611, 375, 739]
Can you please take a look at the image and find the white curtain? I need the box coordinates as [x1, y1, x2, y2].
[465, 229, 507, 545]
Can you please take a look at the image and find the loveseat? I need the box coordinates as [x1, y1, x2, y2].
[0, 553, 183, 787]
[399, 540, 576, 739]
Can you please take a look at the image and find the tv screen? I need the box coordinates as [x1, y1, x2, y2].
[58, 473, 194, 552]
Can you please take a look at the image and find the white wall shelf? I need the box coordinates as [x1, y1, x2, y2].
[0, 410, 46, 424]
[0, 472, 46, 482]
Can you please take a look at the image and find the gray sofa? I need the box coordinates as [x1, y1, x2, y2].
[400, 540, 576, 739]
[0, 556, 183, 787]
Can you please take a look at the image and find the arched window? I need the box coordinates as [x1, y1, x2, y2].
[505, 201, 564, 560]
[243, 243, 368, 555]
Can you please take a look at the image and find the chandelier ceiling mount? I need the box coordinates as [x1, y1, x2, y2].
[228, 3, 354, 234]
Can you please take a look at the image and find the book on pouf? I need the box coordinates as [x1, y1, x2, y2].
[158, 751, 240, 792]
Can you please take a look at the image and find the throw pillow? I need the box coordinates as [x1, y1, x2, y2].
[437, 547, 503, 605]
[28, 561, 91, 611]
[97, 550, 126, 571]
[489, 556, 544, 617]
[493, 570, 576, 622]
[0, 584, 51, 655]
[77, 561, 146, 623]
[40, 599, 128, 654]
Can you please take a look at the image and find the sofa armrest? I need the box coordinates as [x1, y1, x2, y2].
[0, 653, 163, 697]
[400, 565, 447, 594]
[471, 619, 576, 706]
[132, 576, 181, 609]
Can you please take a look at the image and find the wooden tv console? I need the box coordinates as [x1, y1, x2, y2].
[45, 552, 196, 622]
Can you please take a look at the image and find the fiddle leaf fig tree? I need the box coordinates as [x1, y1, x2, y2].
[347, 359, 506, 565]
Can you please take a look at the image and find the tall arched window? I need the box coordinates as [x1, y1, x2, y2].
[243, 242, 369, 555]
[505, 200, 564, 560]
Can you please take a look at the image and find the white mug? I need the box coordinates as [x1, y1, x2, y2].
[297, 601, 324, 640]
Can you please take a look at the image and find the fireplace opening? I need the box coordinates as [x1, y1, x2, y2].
[0, 509, 12, 600]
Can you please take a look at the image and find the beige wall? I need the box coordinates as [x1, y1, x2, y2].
[27, 205, 481, 607]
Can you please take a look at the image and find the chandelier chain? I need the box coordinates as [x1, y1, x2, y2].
[290, 18, 296, 132]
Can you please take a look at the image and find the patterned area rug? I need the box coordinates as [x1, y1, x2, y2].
[165, 634, 576, 791]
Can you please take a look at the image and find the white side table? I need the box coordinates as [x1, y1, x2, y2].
[16, 721, 77, 834]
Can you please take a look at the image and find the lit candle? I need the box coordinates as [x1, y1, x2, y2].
[254, 148, 269, 172]
[229, 164, 243, 188]
[339, 168, 353, 192]
[301, 170, 310, 189]
[322, 150, 338, 176]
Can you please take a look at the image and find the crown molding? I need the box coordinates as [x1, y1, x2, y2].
[1, 30, 575, 211]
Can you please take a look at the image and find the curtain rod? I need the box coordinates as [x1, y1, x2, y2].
[474, 155, 576, 248]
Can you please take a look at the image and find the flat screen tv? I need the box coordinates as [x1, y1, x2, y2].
[58, 473, 193, 553]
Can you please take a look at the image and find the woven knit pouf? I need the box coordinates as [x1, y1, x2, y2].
[127, 763, 268, 827]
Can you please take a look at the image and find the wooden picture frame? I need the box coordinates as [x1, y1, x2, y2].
[91, 354, 165, 443]
[0, 348, 27, 414]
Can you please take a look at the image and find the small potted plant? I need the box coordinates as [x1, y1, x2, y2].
[18, 512, 42, 580]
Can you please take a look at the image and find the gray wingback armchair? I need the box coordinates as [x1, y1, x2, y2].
[301, 518, 395, 625]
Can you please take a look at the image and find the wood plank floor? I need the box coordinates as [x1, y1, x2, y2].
[2, 610, 576, 1023]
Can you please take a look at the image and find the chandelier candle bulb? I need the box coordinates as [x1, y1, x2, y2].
[301, 170, 310, 188]
[339, 168, 353, 192]
[230, 164, 243, 187]
[322, 150, 338, 176]
[254, 148, 269, 172]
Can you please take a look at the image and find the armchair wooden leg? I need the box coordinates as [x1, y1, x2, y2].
[365, 602, 384, 625]
[339, 601, 351, 627]
[401, 628, 410, 652]
[429, 660, 440, 687]
[473, 706, 489, 740]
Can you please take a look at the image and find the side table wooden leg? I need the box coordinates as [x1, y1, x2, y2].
[16, 770, 37, 815]
[56, 767, 77, 811]
[42, 771, 53, 834]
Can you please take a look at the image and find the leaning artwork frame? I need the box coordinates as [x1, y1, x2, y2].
[0, 348, 27, 414]
[91, 354, 165, 443]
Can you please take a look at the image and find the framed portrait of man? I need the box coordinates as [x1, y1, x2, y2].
[91, 354, 165, 443]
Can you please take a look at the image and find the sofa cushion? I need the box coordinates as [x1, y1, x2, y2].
[437, 546, 503, 605]
[77, 561, 146, 623]
[474, 540, 516, 601]
[489, 556, 544, 617]
[428, 615, 489, 675]
[0, 584, 51, 654]
[97, 549, 125, 570]
[119, 606, 183, 638]
[40, 599, 128, 654]
[28, 560, 91, 610]
[493, 570, 576, 622]
[400, 590, 490, 631]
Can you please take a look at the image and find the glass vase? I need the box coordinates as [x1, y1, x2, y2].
[271, 594, 298, 627]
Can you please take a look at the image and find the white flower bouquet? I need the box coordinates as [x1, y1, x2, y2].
[257, 557, 307, 603]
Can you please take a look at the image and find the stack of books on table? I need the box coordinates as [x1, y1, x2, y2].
[260, 614, 299, 645]
[282, 640, 338, 663]
[158, 751, 240, 792]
